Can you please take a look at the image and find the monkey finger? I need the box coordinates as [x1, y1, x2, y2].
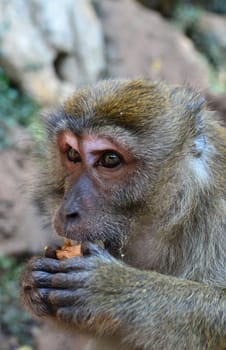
[56, 256, 104, 271]
[33, 271, 91, 288]
[39, 288, 89, 307]
[30, 257, 62, 272]
[51, 271, 91, 289]
[31, 256, 98, 273]
[32, 271, 56, 288]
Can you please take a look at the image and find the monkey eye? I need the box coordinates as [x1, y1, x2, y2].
[98, 151, 123, 168]
[67, 147, 81, 163]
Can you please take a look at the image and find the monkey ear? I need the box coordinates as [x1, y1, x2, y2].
[191, 113, 206, 157]
[187, 97, 207, 158]
[171, 88, 207, 157]
[186, 96, 206, 115]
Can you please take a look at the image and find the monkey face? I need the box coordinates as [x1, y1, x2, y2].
[51, 129, 142, 256]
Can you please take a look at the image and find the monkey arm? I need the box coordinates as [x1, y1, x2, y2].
[21, 243, 226, 349]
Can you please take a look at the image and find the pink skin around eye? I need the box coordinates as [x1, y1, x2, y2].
[57, 131, 120, 165]
[58, 131, 79, 153]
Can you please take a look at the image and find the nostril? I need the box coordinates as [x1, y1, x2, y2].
[66, 211, 80, 219]
[64, 208, 80, 220]
[62, 199, 81, 221]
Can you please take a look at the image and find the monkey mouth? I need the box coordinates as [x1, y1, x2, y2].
[53, 217, 124, 258]
[53, 210, 125, 258]
[59, 236, 123, 259]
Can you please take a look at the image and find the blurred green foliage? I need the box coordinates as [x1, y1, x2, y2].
[174, 4, 222, 68]
[173, 3, 226, 93]
[188, 28, 224, 69]
[193, 0, 226, 14]
[0, 67, 38, 150]
[173, 3, 203, 30]
[0, 255, 35, 347]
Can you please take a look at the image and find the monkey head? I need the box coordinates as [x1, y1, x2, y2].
[39, 80, 209, 262]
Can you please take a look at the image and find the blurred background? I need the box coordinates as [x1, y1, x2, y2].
[0, 0, 226, 349]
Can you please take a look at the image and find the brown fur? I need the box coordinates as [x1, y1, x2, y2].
[21, 80, 226, 349]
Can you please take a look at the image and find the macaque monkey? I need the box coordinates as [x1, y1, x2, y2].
[21, 80, 226, 350]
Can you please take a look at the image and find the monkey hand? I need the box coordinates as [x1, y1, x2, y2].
[20, 242, 134, 335]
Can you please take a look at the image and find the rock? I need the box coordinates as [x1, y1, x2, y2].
[31, 0, 76, 53]
[0, 128, 56, 256]
[69, 0, 105, 83]
[0, 0, 105, 105]
[56, 55, 84, 86]
[22, 68, 74, 105]
[32, 0, 105, 84]
[99, 0, 209, 90]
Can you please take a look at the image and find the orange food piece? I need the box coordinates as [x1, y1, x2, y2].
[56, 240, 82, 260]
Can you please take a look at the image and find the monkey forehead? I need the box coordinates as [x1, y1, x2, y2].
[46, 79, 207, 150]
[63, 79, 171, 131]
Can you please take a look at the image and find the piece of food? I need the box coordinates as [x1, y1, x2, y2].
[44, 239, 105, 260]
[56, 240, 82, 260]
